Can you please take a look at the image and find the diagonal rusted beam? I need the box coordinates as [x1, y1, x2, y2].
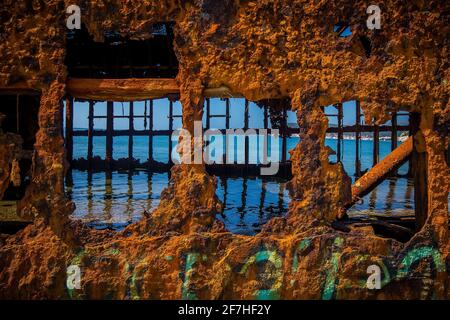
[348, 136, 413, 207]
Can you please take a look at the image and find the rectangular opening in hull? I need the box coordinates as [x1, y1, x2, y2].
[324, 101, 426, 242]
[0, 94, 40, 233]
[66, 23, 178, 79]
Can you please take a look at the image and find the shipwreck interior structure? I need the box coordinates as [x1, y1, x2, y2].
[0, 1, 448, 300]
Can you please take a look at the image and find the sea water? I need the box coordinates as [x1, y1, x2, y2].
[66, 136, 415, 234]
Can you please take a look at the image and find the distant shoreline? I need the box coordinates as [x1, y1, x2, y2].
[72, 128, 408, 142]
[324, 134, 408, 142]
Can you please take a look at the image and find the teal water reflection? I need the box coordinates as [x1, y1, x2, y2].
[67, 138, 419, 234]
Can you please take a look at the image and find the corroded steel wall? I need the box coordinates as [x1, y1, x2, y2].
[0, 1, 448, 299]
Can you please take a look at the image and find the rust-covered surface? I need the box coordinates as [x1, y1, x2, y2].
[66, 78, 180, 101]
[0, 1, 448, 299]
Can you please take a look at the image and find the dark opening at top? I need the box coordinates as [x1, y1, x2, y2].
[65, 23, 179, 79]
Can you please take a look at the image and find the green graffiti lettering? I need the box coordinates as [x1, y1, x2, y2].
[240, 249, 283, 300]
[129, 264, 141, 300]
[291, 238, 312, 273]
[322, 237, 344, 300]
[107, 248, 120, 256]
[396, 246, 445, 279]
[182, 253, 200, 300]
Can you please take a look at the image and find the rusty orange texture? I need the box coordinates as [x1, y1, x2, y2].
[0, 1, 448, 300]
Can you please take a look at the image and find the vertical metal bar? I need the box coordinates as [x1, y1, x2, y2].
[390, 111, 398, 176]
[263, 104, 268, 129]
[60, 98, 64, 138]
[373, 119, 379, 166]
[282, 103, 287, 163]
[244, 99, 249, 130]
[65, 95, 74, 163]
[355, 101, 361, 177]
[447, 141, 450, 167]
[408, 112, 413, 177]
[337, 103, 343, 162]
[262, 102, 269, 168]
[391, 112, 398, 151]
[225, 98, 230, 129]
[168, 100, 173, 165]
[206, 98, 210, 130]
[244, 99, 249, 165]
[128, 101, 134, 160]
[225, 98, 230, 164]
[65, 167, 73, 190]
[87, 100, 94, 164]
[410, 112, 428, 231]
[148, 100, 154, 163]
[106, 101, 114, 166]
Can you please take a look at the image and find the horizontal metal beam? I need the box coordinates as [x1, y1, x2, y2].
[73, 130, 173, 137]
[329, 124, 410, 133]
[66, 78, 179, 102]
[70, 65, 177, 71]
[66, 78, 244, 101]
[284, 126, 410, 136]
[0, 81, 40, 95]
[73, 126, 410, 138]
